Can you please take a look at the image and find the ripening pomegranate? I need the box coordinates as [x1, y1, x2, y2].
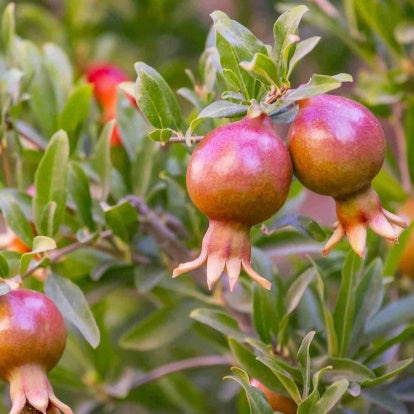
[0, 289, 72, 414]
[251, 379, 297, 414]
[86, 63, 134, 146]
[287, 94, 407, 257]
[173, 113, 292, 290]
[395, 197, 414, 278]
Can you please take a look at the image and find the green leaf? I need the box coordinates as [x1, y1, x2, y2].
[253, 277, 281, 343]
[92, 121, 114, 200]
[272, 214, 326, 241]
[278, 268, 315, 345]
[148, 128, 174, 143]
[190, 308, 246, 342]
[190, 100, 248, 133]
[312, 263, 338, 355]
[45, 273, 100, 348]
[324, 358, 375, 383]
[287, 36, 320, 78]
[362, 389, 408, 414]
[363, 359, 412, 387]
[228, 337, 286, 395]
[1, 3, 15, 51]
[258, 356, 302, 405]
[310, 379, 349, 414]
[104, 201, 138, 242]
[67, 162, 95, 231]
[120, 304, 193, 351]
[298, 367, 331, 414]
[384, 223, 414, 276]
[116, 90, 151, 159]
[29, 62, 59, 137]
[240, 53, 278, 86]
[19, 235, 56, 275]
[43, 43, 73, 110]
[212, 11, 267, 99]
[297, 331, 315, 398]
[366, 295, 414, 339]
[59, 84, 92, 149]
[0, 254, 9, 278]
[364, 324, 414, 364]
[286, 73, 353, 101]
[134, 62, 183, 131]
[273, 5, 309, 84]
[333, 251, 362, 357]
[33, 130, 69, 236]
[349, 258, 384, 356]
[224, 368, 274, 414]
[0, 193, 34, 247]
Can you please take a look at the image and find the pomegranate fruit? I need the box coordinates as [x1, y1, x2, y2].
[173, 113, 292, 290]
[395, 197, 414, 278]
[251, 379, 297, 414]
[0, 289, 72, 414]
[86, 63, 134, 146]
[287, 94, 407, 257]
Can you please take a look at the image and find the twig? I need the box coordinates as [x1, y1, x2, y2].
[308, 0, 339, 18]
[167, 135, 203, 144]
[5, 117, 47, 151]
[125, 196, 194, 263]
[106, 355, 232, 397]
[22, 229, 147, 280]
[391, 104, 412, 193]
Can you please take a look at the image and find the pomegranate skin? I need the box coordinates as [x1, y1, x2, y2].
[174, 114, 292, 290]
[287, 94, 385, 199]
[251, 379, 297, 414]
[187, 114, 292, 225]
[287, 94, 407, 257]
[0, 289, 66, 380]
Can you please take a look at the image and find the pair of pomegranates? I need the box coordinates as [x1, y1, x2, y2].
[173, 94, 407, 290]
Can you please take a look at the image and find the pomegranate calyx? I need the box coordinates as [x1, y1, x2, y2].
[173, 220, 271, 291]
[8, 365, 73, 414]
[323, 187, 408, 257]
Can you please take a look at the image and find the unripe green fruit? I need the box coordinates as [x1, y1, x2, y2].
[173, 113, 292, 290]
[288, 94, 407, 256]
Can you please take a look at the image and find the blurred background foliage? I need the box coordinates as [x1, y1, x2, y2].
[1, 1, 414, 413]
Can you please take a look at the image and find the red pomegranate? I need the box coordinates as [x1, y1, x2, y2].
[288, 94, 407, 257]
[0, 289, 72, 414]
[250, 379, 297, 414]
[86, 63, 134, 146]
[173, 113, 292, 290]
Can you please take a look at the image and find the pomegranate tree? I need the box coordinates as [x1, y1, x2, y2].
[173, 113, 292, 290]
[287, 94, 407, 257]
[0, 289, 72, 414]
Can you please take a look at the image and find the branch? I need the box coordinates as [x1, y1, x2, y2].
[308, 0, 339, 17]
[167, 135, 203, 144]
[6, 117, 47, 151]
[106, 355, 232, 397]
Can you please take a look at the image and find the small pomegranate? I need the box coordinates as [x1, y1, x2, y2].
[0, 289, 72, 414]
[250, 379, 297, 414]
[86, 63, 134, 146]
[287, 94, 407, 257]
[395, 197, 414, 278]
[173, 113, 292, 290]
